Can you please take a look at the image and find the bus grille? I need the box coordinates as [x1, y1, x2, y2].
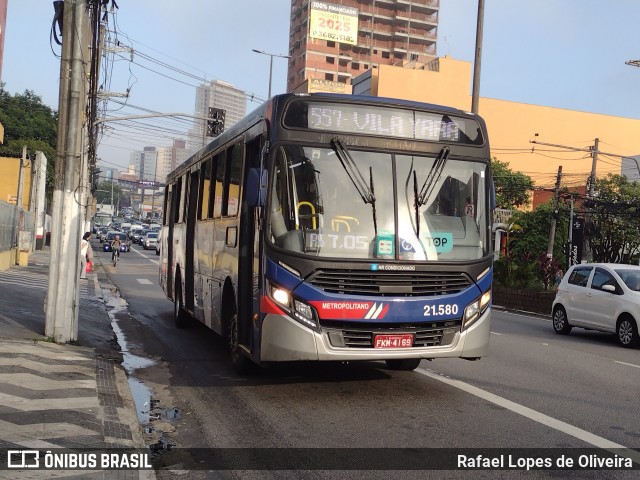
[322, 322, 461, 349]
[308, 269, 472, 297]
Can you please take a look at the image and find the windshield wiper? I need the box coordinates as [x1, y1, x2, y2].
[416, 146, 450, 208]
[330, 137, 378, 236]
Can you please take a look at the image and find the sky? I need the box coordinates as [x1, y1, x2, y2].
[2, 0, 640, 173]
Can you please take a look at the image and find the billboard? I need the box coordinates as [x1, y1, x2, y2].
[309, 1, 358, 46]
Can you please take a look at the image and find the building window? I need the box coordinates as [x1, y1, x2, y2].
[326, 56, 335, 64]
[325, 73, 334, 81]
[382, 51, 390, 59]
[338, 75, 349, 83]
[352, 62, 360, 70]
[327, 41, 335, 47]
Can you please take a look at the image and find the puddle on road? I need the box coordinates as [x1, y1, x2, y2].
[102, 286, 155, 424]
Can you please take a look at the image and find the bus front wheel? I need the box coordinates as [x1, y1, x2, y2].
[227, 313, 253, 375]
[385, 358, 421, 371]
[173, 277, 189, 329]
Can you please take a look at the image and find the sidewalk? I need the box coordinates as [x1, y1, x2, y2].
[0, 245, 153, 478]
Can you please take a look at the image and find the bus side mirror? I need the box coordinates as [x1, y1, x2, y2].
[247, 168, 267, 207]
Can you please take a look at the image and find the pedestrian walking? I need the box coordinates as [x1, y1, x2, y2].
[80, 232, 93, 279]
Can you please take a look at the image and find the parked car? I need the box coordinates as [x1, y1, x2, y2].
[552, 263, 640, 347]
[142, 231, 158, 250]
[102, 231, 131, 252]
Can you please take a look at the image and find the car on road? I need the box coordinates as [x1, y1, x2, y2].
[102, 231, 131, 252]
[552, 263, 640, 348]
[142, 231, 158, 250]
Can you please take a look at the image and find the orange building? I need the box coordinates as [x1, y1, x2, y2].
[0, 155, 32, 209]
[352, 57, 640, 190]
[288, 0, 439, 92]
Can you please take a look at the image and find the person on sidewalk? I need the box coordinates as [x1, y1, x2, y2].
[80, 232, 93, 279]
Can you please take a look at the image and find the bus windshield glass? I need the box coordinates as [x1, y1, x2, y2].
[268, 145, 489, 261]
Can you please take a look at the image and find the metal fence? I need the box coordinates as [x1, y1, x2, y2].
[0, 201, 34, 253]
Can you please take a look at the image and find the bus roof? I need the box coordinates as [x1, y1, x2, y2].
[166, 92, 484, 183]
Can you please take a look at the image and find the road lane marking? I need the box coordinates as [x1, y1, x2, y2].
[614, 360, 640, 369]
[416, 367, 640, 465]
[131, 246, 160, 265]
[490, 332, 502, 336]
[137, 279, 153, 285]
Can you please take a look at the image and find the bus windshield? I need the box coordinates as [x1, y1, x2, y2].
[268, 144, 489, 261]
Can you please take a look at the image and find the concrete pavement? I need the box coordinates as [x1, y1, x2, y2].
[0, 245, 154, 478]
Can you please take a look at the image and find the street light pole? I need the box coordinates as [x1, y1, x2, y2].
[252, 49, 290, 99]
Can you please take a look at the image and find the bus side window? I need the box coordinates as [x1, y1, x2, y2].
[226, 142, 243, 217]
[208, 156, 218, 219]
[213, 151, 226, 219]
[199, 158, 212, 220]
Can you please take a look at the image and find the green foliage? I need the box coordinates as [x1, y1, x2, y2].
[588, 174, 640, 264]
[0, 84, 57, 203]
[494, 201, 569, 290]
[492, 158, 535, 209]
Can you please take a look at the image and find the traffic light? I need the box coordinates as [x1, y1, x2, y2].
[206, 107, 226, 137]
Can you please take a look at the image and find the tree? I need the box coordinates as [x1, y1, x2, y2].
[0, 84, 57, 203]
[95, 181, 126, 210]
[587, 174, 640, 263]
[492, 158, 534, 209]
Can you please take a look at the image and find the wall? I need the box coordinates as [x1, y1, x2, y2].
[493, 286, 555, 316]
[0, 155, 32, 209]
[0, 201, 34, 270]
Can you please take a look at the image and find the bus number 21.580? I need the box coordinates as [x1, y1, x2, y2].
[423, 304, 459, 316]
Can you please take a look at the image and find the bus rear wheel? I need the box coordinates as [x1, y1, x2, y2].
[385, 358, 422, 371]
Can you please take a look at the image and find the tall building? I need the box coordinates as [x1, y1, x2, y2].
[155, 139, 190, 182]
[188, 80, 247, 151]
[130, 147, 157, 182]
[287, 0, 439, 92]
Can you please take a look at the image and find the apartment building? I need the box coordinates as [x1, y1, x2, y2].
[155, 139, 189, 182]
[287, 0, 439, 92]
[189, 80, 247, 151]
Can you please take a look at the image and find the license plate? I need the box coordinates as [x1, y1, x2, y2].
[373, 334, 413, 349]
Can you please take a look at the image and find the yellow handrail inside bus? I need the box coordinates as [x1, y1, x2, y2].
[296, 201, 316, 229]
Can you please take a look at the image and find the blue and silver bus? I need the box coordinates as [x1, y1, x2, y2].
[160, 93, 493, 373]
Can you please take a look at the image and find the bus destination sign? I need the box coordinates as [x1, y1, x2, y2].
[287, 102, 483, 145]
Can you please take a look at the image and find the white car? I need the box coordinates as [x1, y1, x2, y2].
[552, 263, 640, 347]
[142, 232, 158, 250]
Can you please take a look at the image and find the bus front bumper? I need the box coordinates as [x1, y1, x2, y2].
[259, 309, 490, 362]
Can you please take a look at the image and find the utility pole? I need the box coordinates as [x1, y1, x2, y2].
[583, 138, 599, 261]
[45, 0, 90, 343]
[471, 0, 485, 114]
[546, 165, 562, 258]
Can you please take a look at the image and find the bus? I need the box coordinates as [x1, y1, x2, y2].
[91, 212, 112, 234]
[159, 93, 493, 373]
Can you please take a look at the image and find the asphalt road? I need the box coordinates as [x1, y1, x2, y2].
[95, 239, 640, 479]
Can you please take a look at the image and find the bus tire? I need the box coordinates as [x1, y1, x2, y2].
[385, 358, 421, 371]
[173, 275, 189, 329]
[227, 313, 253, 375]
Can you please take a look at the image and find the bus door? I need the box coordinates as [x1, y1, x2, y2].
[167, 184, 177, 299]
[236, 134, 264, 350]
[185, 170, 199, 312]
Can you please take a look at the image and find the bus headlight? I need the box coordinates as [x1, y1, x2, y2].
[463, 289, 491, 331]
[268, 281, 318, 329]
[271, 285, 291, 307]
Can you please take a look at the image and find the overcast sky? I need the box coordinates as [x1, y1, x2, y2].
[3, 0, 640, 171]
